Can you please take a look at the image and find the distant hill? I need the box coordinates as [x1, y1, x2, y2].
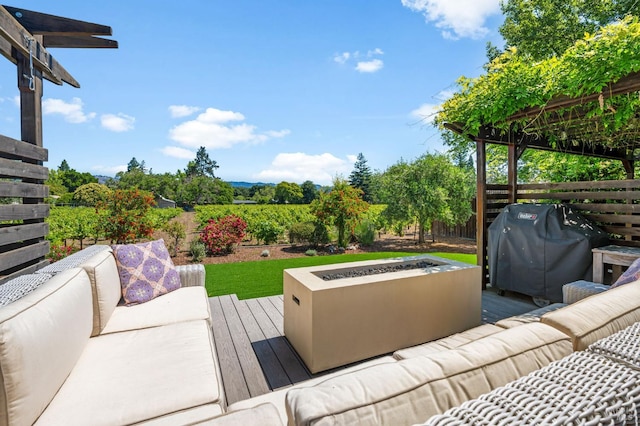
[94, 175, 112, 184]
[228, 181, 275, 188]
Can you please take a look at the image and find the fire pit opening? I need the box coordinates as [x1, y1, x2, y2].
[314, 259, 441, 281]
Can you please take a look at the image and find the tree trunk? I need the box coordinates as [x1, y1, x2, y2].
[418, 221, 425, 244]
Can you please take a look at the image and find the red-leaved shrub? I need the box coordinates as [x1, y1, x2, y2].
[200, 214, 247, 255]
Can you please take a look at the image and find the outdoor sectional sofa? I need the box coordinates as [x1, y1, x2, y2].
[2, 245, 640, 425]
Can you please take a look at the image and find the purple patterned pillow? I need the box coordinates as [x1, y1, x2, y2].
[112, 239, 181, 305]
[611, 257, 640, 288]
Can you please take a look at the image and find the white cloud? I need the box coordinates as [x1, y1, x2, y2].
[161, 146, 195, 159]
[43, 97, 96, 123]
[169, 107, 289, 149]
[169, 105, 201, 118]
[101, 113, 135, 132]
[410, 103, 439, 123]
[255, 152, 352, 185]
[12, 96, 20, 107]
[356, 59, 384, 73]
[333, 52, 350, 64]
[347, 154, 358, 163]
[92, 164, 127, 174]
[335, 48, 384, 73]
[401, 0, 500, 39]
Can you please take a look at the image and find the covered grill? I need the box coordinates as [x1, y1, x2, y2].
[488, 203, 609, 303]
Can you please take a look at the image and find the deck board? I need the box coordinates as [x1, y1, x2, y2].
[210, 288, 540, 405]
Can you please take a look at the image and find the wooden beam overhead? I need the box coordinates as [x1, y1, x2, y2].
[0, 6, 79, 86]
[43, 35, 118, 49]
[2, 5, 112, 36]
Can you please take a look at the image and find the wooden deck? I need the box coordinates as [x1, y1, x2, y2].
[209, 288, 538, 405]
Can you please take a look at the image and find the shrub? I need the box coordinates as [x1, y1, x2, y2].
[253, 220, 284, 245]
[289, 222, 315, 244]
[97, 189, 156, 244]
[354, 220, 376, 246]
[305, 249, 317, 256]
[200, 214, 247, 255]
[163, 220, 186, 257]
[310, 221, 330, 247]
[72, 183, 112, 207]
[189, 239, 206, 262]
[47, 243, 76, 262]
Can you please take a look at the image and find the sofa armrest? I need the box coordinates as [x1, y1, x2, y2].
[176, 264, 205, 288]
[194, 403, 283, 425]
[562, 280, 608, 304]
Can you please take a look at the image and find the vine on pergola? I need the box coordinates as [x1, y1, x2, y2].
[436, 17, 640, 150]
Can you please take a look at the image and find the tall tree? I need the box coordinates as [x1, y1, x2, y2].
[310, 177, 369, 248]
[499, 0, 639, 59]
[127, 157, 141, 172]
[186, 146, 219, 178]
[58, 159, 70, 172]
[378, 153, 475, 244]
[348, 153, 373, 202]
[274, 181, 303, 204]
[301, 180, 319, 204]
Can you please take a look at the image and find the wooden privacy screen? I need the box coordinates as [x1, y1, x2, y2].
[478, 179, 640, 285]
[0, 134, 49, 283]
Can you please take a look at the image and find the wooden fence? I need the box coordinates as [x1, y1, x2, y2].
[0, 134, 49, 284]
[484, 180, 640, 242]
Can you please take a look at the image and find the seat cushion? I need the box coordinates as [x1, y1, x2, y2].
[542, 279, 640, 350]
[0, 269, 92, 426]
[101, 286, 211, 334]
[195, 403, 283, 426]
[285, 322, 571, 426]
[79, 248, 122, 336]
[35, 320, 224, 426]
[393, 324, 503, 360]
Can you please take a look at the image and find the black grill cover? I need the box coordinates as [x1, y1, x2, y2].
[488, 203, 609, 303]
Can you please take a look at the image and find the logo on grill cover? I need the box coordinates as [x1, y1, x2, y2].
[517, 212, 538, 220]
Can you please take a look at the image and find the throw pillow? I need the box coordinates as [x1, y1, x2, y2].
[611, 257, 640, 288]
[112, 239, 181, 305]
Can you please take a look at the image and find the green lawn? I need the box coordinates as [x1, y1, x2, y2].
[205, 252, 477, 300]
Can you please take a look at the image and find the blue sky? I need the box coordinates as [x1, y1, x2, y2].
[0, 1, 503, 185]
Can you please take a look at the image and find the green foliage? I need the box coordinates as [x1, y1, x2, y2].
[377, 153, 475, 243]
[189, 239, 206, 263]
[289, 222, 315, 244]
[354, 220, 376, 246]
[98, 189, 156, 244]
[162, 220, 186, 257]
[179, 175, 234, 206]
[274, 181, 303, 204]
[185, 147, 219, 178]
[301, 180, 319, 203]
[195, 204, 316, 234]
[252, 221, 284, 245]
[499, 0, 640, 60]
[310, 178, 369, 248]
[46, 207, 101, 247]
[348, 153, 373, 202]
[73, 183, 112, 207]
[305, 249, 317, 257]
[200, 215, 247, 255]
[438, 17, 640, 145]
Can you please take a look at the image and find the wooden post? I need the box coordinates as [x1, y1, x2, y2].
[476, 139, 487, 290]
[507, 143, 517, 204]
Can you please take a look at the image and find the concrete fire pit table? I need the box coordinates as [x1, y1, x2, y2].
[283, 254, 481, 373]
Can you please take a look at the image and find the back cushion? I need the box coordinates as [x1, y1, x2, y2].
[286, 322, 571, 426]
[542, 279, 640, 350]
[0, 268, 92, 426]
[80, 249, 121, 336]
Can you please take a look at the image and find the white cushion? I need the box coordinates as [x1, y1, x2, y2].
[393, 324, 503, 360]
[195, 403, 283, 425]
[35, 320, 224, 426]
[79, 249, 121, 336]
[101, 286, 211, 334]
[0, 268, 92, 426]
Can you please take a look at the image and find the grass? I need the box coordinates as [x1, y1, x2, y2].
[205, 252, 477, 300]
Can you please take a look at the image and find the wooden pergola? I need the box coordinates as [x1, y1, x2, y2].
[0, 6, 116, 283]
[446, 70, 640, 288]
